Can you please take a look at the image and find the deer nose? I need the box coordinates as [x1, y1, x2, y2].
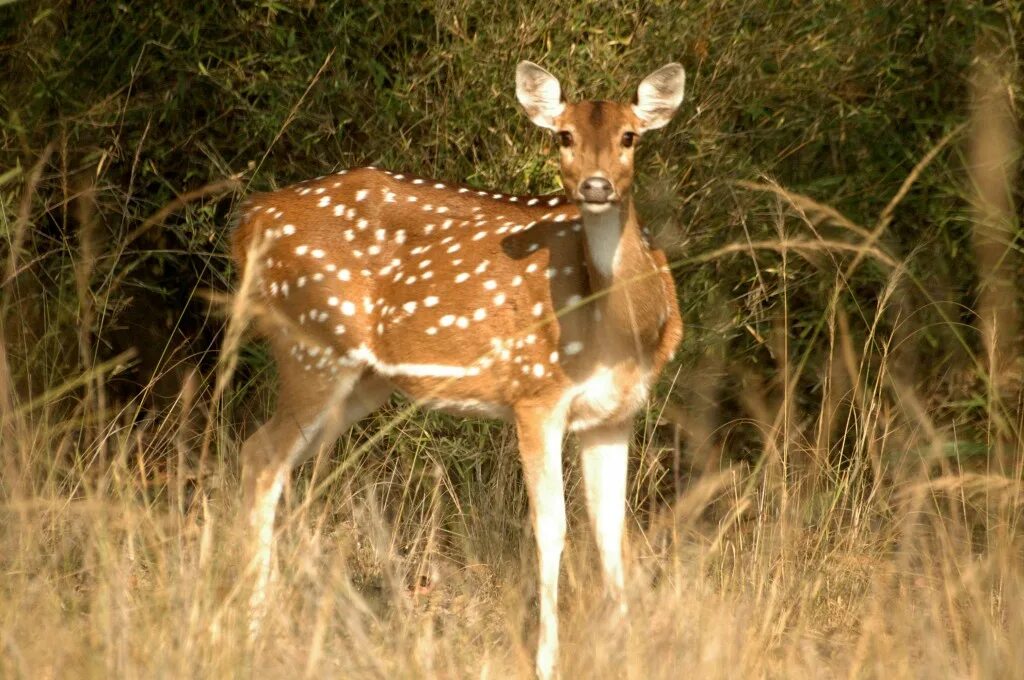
[579, 176, 614, 203]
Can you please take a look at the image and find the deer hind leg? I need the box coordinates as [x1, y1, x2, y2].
[578, 422, 630, 612]
[516, 406, 567, 680]
[242, 366, 393, 635]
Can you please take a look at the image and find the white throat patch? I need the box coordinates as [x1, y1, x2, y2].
[581, 207, 623, 279]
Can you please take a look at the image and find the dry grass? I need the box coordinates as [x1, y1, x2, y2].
[3, 330, 1024, 679]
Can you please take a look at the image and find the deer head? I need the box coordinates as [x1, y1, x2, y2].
[515, 61, 686, 215]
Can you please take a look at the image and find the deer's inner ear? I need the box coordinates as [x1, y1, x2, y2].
[516, 61, 565, 131]
[632, 63, 685, 132]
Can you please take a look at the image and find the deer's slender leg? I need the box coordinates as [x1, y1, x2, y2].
[578, 422, 631, 610]
[242, 366, 392, 633]
[516, 406, 567, 680]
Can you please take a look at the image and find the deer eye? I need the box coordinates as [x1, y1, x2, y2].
[621, 131, 637, 148]
[557, 131, 574, 148]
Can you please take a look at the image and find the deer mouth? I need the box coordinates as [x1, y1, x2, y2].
[578, 198, 617, 213]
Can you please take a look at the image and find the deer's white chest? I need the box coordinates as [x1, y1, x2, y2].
[565, 362, 653, 432]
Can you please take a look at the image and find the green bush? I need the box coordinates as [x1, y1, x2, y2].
[1, 0, 1020, 460]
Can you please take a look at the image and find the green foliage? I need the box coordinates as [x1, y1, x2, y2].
[0, 1, 1020, 460]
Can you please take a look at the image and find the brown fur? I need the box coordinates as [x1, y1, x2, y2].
[234, 63, 685, 680]
[231, 167, 681, 424]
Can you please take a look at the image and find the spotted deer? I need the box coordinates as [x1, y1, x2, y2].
[232, 61, 685, 679]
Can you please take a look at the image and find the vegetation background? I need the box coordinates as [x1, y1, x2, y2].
[1, 1, 1021, 677]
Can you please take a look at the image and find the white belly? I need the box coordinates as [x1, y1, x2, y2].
[565, 364, 652, 432]
[407, 394, 512, 421]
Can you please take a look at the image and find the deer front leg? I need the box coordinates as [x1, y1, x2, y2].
[578, 422, 630, 611]
[516, 406, 567, 680]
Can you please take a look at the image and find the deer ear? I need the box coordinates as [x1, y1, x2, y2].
[516, 61, 565, 130]
[632, 63, 685, 131]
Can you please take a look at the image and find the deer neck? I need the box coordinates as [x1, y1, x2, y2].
[580, 200, 627, 286]
[580, 197, 665, 359]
